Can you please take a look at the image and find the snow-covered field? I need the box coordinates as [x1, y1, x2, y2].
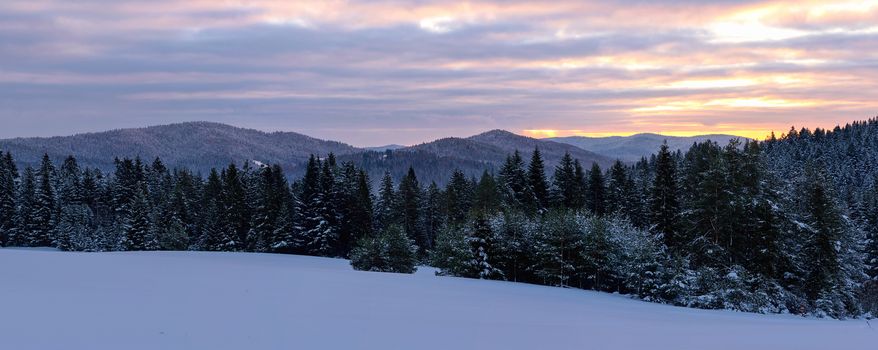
[1, 249, 874, 350]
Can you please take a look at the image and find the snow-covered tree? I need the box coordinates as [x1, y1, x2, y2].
[0, 152, 17, 246]
[649, 143, 680, 249]
[30, 154, 57, 247]
[464, 214, 503, 280]
[350, 225, 416, 274]
[527, 147, 549, 212]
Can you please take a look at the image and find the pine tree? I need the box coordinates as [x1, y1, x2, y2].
[471, 170, 500, 215]
[221, 164, 249, 251]
[492, 211, 534, 283]
[31, 154, 57, 247]
[649, 143, 681, 249]
[57, 202, 96, 251]
[375, 170, 396, 231]
[397, 167, 424, 254]
[146, 157, 171, 208]
[121, 188, 154, 251]
[296, 155, 335, 256]
[247, 165, 289, 252]
[157, 212, 188, 251]
[55, 156, 88, 251]
[865, 180, 878, 282]
[13, 167, 37, 247]
[0, 152, 17, 246]
[353, 170, 374, 239]
[432, 225, 475, 277]
[551, 152, 582, 209]
[316, 154, 341, 256]
[605, 160, 629, 216]
[581, 216, 615, 291]
[801, 167, 860, 317]
[350, 225, 417, 274]
[421, 181, 443, 252]
[445, 169, 473, 226]
[333, 163, 373, 257]
[465, 214, 504, 280]
[200, 169, 234, 251]
[498, 151, 532, 213]
[680, 141, 727, 265]
[111, 158, 140, 245]
[527, 147, 549, 212]
[271, 194, 299, 254]
[585, 163, 606, 215]
[531, 210, 584, 287]
[170, 170, 199, 249]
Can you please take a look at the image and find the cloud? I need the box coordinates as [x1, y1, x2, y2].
[0, 0, 875, 145]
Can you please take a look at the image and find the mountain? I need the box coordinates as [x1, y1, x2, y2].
[548, 133, 746, 162]
[0, 123, 611, 186]
[337, 130, 615, 186]
[0, 122, 360, 174]
[468, 130, 614, 168]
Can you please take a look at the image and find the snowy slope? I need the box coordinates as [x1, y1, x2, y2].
[0, 249, 874, 350]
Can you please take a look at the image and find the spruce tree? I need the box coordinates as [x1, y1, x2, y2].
[121, 188, 154, 251]
[334, 164, 372, 257]
[531, 210, 584, 287]
[649, 143, 680, 249]
[112, 158, 140, 244]
[585, 163, 606, 215]
[55, 156, 89, 251]
[581, 217, 614, 291]
[296, 155, 335, 256]
[801, 167, 859, 317]
[397, 167, 424, 254]
[0, 152, 16, 246]
[681, 141, 727, 265]
[57, 201, 95, 251]
[375, 170, 396, 231]
[421, 181, 443, 251]
[353, 170, 374, 239]
[551, 152, 582, 209]
[221, 164, 249, 250]
[527, 147, 549, 212]
[573, 160, 587, 209]
[492, 211, 534, 283]
[605, 160, 629, 216]
[498, 151, 532, 212]
[471, 170, 500, 215]
[445, 169, 473, 226]
[865, 177, 878, 282]
[246, 165, 273, 252]
[14, 167, 37, 247]
[200, 169, 233, 251]
[271, 194, 298, 254]
[465, 214, 503, 280]
[351, 225, 417, 274]
[31, 154, 57, 247]
[432, 225, 475, 277]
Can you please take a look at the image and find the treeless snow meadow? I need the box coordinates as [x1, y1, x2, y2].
[1, 248, 874, 350]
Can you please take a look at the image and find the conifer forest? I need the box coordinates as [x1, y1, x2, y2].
[3, 119, 878, 319]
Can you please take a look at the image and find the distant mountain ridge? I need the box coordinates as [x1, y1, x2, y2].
[0, 122, 360, 174]
[343, 130, 615, 186]
[548, 133, 748, 162]
[0, 122, 741, 185]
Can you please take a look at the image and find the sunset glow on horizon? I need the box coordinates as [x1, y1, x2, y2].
[1, 0, 877, 145]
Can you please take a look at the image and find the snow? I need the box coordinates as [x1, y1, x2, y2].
[1, 249, 874, 350]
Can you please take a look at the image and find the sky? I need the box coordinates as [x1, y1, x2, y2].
[1, 0, 877, 146]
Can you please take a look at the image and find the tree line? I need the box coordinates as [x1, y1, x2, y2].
[2, 120, 878, 319]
